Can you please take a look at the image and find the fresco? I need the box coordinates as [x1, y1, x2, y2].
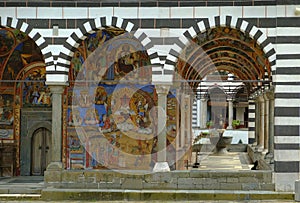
[0, 94, 14, 125]
[66, 27, 177, 170]
[176, 27, 270, 90]
[17, 67, 50, 107]
[69, 29, 150, 83]
[0, 27, 46, 145]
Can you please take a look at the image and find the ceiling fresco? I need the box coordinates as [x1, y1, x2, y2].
[176, 27, 271, 96]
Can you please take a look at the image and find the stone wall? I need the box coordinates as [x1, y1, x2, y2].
[45, 170, 274, 191]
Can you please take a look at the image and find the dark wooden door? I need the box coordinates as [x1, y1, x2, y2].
[31, 128, 51, 175]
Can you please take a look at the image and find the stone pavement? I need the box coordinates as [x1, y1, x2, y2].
[190, 151, 253, 170]
[0, 200, 296, 202]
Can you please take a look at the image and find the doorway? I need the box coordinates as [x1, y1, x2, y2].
[31, 127, 51, 175]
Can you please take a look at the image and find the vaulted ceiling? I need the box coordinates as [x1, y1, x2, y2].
[176, 27, 271, 98]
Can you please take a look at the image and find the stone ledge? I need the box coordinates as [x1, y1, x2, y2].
[45, 169, 274, 191]
[41, 188, 294, 201]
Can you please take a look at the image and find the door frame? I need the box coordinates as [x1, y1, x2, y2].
[20, 108, 52, 176]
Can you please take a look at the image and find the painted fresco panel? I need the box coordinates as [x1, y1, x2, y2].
[0, 27, 46, 175]
[66, 27, 178, 170]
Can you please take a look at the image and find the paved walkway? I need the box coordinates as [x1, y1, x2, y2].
[191, 151, 254, 170]
[0, 200, 296, 202]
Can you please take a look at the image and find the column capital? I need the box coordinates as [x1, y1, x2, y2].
[49, 85, 65, 94]
[200, 98, 207, 102]
[155, 85, 170, 95]
[258, 95, 265, 103]
[266, 90, 274, 100]
[227, 98, 234, 102]
[263, 93, 269, 101]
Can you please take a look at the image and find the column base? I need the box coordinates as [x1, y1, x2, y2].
[255, 145, 264, 152]
[295, 180, 300, 201]
[44, 162, 63, 186]
[265, 152, 274, 164]
[153, 162, 170, 172]
[46, 161, 63, 171]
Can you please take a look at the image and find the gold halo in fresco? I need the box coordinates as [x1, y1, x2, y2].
[0, 29, 16, 57]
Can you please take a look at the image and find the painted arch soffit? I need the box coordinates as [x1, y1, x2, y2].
[176, 27, 272, 90]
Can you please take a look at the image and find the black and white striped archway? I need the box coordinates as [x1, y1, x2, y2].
[163, 15, 276, 143]
[0, 16, 54, 76]
[54, 15, 161, 84]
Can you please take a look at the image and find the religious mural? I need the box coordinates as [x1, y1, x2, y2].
[0, 27, 47, 175]
[66, 27, 177, 170]
[176, 27, 270, 92]
[0, 27, 47, 143]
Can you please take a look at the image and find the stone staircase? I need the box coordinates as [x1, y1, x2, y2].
[0, 176, 44, 201]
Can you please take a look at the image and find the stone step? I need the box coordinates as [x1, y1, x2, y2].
[41, 188, 294, 201]
[0, 184, 44, 194]
[0, 194, 41, 201]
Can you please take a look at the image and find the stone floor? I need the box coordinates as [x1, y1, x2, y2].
[190, 151, 254, 171]
[0, 200, 296, 202]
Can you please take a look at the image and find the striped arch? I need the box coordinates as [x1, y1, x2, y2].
[171, 15, 276, 142]
[55, 15, 159, 84]
[163, 15, 276, 83]
[0, 16, 54, 77]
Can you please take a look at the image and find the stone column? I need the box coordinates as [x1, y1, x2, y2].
[257, 95, 265, 150]
[185, 95, 192, 147]
[200, 98, 207, 129]
[266, 90, 275, 162]
[254, 98, 260, 146]
[248, 99, 256, 144]
[153, 85, 170, 172]
[47, 85, 64, 170]
[196, 98, 201, 127]
[263, 93, 269, 152]
[180, 93, 186, 148]
[227, 98, 233, 129]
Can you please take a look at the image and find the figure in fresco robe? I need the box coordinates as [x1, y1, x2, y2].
[101, 115, 111, 133]
[115, 45, 135, 75]
[31, 86, 40, 105]
[95, 87, 107, 127]
[79, 90, 93, 108]
[84, 109, 99, 125]
[68, 109, 83, 126]
[71, 51, 84, 80]
[136, 99, 149, 129]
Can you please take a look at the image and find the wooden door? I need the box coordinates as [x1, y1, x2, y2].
[31, 128, 51, 175]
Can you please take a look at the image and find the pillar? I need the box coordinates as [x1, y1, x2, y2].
[47, 85, 64, 170]
[196, 98, 201, 127]
[263, 93, 269, 152]
[200, 98, 207, 129]
[257, 95, 265, 150]
[153, 85, 170, 172]
[248, 99, 256, 144]
[180, 93, 186, 148]
[254, 98, 260, 146]
[227, 98, 233, 129]
[266, 90, 275, 161]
